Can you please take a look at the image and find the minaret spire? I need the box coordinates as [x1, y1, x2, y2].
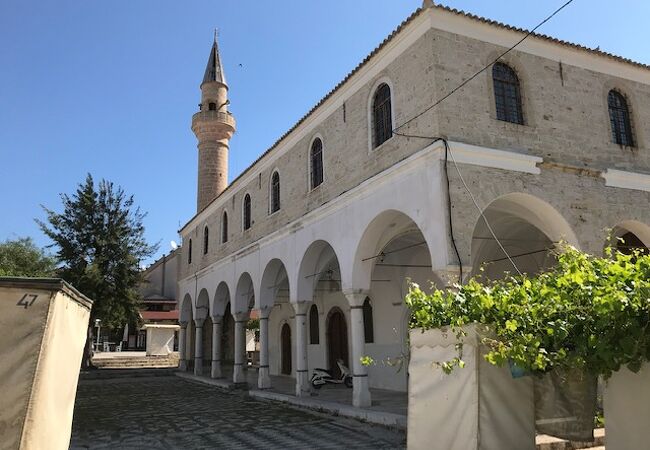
[202, 31, 226, 86]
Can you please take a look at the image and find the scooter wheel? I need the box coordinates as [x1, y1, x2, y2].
[344, 377, 353, 388]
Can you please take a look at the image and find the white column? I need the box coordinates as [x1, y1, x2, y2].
[258, 307, 271, 389]
[178, 322, 187, 371]
[194, 318, 204, 376]
[233, 312, 248, 384]
[293, 301, 310, 397]
[345, 291, 371, 408]
[211, 316, 223, 378]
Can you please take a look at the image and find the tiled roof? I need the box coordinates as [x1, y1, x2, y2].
[183, 3, 648, 229]
[141, 310, 179, 321]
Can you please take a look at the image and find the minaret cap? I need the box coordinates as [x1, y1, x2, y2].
[422, 0, 434, 7]
[202, 32, 226, 86]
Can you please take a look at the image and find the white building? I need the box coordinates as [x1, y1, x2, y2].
[177, 3, 650, 408]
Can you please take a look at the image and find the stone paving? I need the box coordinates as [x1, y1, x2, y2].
[70, 374, 406, 449]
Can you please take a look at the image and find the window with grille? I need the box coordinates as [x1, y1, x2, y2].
[608, 90, 634, 147]
[309, 304, 319, 344]
[208, 102, 217, 111]
[188, 239, 192, 264]
[493, 63, 524, 124]
[203, 226, 209, 254]
[310, 138, 323, 189]
[221, 211, 228, 243]
[270, 172, 280, 213]
[243, 194, 251, 231]
[363, 297, 374, 343]
[372, 83, 392, 148]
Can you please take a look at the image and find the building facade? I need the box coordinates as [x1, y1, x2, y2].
[177, 4, 650, 407]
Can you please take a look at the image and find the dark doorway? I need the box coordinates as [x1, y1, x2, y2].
[327, 308, 349, 378]
[281, 323, 292, 375]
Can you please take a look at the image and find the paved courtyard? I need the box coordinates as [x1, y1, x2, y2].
[70, 374, 405, 449]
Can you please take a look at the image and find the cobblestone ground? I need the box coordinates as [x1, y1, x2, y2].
[70, 375, 405, 449]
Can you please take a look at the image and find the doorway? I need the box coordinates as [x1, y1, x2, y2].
[281, 323, 292, 375]
[327, 308, 349, 378]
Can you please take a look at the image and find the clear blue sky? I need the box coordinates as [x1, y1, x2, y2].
[1, 0, 648, 265]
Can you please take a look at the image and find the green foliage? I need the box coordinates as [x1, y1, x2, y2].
[37, 174, 158, 330]
[406, 245, 650, 379]
[0, 237, 57, 277]
[247, 318, 260, 331]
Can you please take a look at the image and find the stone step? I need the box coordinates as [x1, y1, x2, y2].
[536, 428, 605, 450]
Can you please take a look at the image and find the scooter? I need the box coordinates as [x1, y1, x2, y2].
[310, 359, 353, 389]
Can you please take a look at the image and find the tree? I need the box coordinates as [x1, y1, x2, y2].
[37, 174, 158, 366]
[0, 237, 57, 277]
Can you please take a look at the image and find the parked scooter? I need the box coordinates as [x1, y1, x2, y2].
[310, 359, 353, 389]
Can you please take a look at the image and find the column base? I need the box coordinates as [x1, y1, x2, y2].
[194, 358, 203, 376]
[211, 360, 222, 379]
[233, 363, 246, 383]
[258, 366, 271, 389]
[179, 360, 187, 371]
[353, 376, 371, 408]
[296, 370, 310, 397]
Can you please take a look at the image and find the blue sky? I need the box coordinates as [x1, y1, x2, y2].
[1, 0, 648, 265]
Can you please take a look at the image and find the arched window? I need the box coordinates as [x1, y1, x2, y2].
[270, 172, 280, 214]
[309, 304, 319, 344]
[221, 211, 228, 243]
[208, 102, 217, 111]
[492, 63, 523, 124]
[608, 90, 634, 147]
[243, 194, 251, 231]
[203, 226, 209, 254]
[188, 239, 192, 264]
[310, 138, 324, 189]
[363, 297, 374, 343]
[372, 83, 393, 148]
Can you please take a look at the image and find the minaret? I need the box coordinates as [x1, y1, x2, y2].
[192, 34, 236, 211]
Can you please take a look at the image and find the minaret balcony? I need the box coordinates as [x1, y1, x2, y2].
[191, 110, 236, 131]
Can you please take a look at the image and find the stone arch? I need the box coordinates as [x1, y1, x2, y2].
[351, 209, 437, 292]
[260, 258, 290, 311]
[296, 240, 342, 302]
[234, 271, 255, 314]
[609, 220, 650, 253]
[470, 192, 579, 279]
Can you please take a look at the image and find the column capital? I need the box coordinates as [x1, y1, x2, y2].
[342, 289, 370, 308]
[210, 314, 223, 324]
[258, 305, 271, 320]
[291, 301, 311, 316]
[433, 264, 472, 288]
[179, 321, 188, 328]
[233, 311, 250, 322]
[194, 317, 205, 327]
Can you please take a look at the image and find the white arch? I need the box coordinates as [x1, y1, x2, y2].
[351, 209, 435, 292]
[234, 271, 255, 314]
[259, 258, 290, 310]
[212, 281, 231, 318]
[195, 288, 210, 321]
[296, 239, 342, 303]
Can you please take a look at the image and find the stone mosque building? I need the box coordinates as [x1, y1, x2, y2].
[177, 2, 650, 408]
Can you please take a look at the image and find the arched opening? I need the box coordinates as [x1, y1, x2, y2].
[309, 304, 319, 345]
[196, 288, 210, 376]
[243, 194, 252, 231]
[270, 171, 280, 214]
[471, 193, 577, 280]
[222, 302, 235, 364]
[327, 307, 348, 378]
[610, 221, 650, 256]
[260, 258, 291, 379]
[281, 323, 292, 375]
[221, 211, 229, 243]
[310, 138, 324, 189]
[354, 209, 437, 392]
[372, 82, 392, 148]
[180, 294, 194, 372]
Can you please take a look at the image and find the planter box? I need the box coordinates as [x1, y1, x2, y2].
[604, 363, 650, 450]
[408, 325, 535, 450]
[0, 277, 92, 450]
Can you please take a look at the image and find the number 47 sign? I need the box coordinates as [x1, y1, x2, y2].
[16, 293, 39, 309]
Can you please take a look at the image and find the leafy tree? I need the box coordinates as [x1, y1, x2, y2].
[406, 244, 650, 379]
[0, 237, 57, 277]
[37, 174, 158, 333]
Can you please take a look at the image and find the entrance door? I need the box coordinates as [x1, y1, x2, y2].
[281, 323, 292, 375]
[327, 308, 349, 378]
